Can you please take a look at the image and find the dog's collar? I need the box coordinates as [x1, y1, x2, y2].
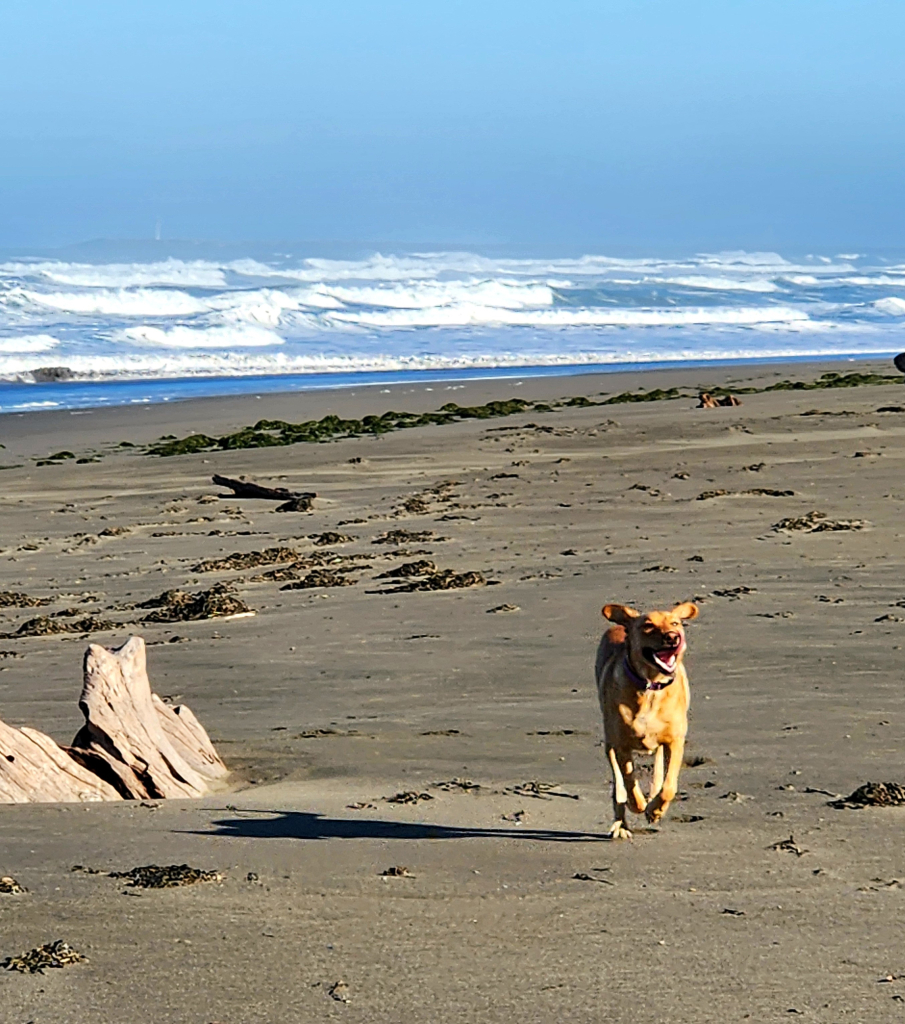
[623, 655, 673, 692]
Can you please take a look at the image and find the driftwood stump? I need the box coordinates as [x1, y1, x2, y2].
[71, 637, 228, 799]
[0, 719, 120, 803]
[0, 636, 227, 803]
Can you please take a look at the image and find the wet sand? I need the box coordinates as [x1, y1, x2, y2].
[1, 359, 905, 1023]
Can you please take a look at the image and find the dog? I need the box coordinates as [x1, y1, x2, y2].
[596, 601, 699, 839]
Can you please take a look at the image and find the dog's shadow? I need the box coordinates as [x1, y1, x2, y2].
[191, 810, 609, 843]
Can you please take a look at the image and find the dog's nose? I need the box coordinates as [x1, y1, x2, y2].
[663, 632, 681, 648]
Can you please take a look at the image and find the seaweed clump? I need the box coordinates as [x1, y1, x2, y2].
[108, 864, 223, 888]
[372, 529, 440, 545]
[192, 547, 297, 573]
[829, 782, 905, 809]
[139, 583, 251, 622]
[602, 387, 685, 405]
[2, 940, 87, 974]
[372, 568, 485, 594]
[764, 371, 903, 391]
[772, 511, 866, 533]
[280, 569, 357, 590]
[376, 560, 438, 578]
[0, 592, 52, 608]
[0, 615, 115, 638]
[310, 532, 356, 546]
[146, 400, 536, 456]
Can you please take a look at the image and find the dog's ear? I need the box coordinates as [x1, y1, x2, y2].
[671, 601, 699, 621]
[602, 603, 640, 625]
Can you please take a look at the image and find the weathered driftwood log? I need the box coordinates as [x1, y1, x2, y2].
[0, 719, 120, 803]
[0, 636, 228, 803]
[71, 637, 228, 799]
[212, 473, 315, 502]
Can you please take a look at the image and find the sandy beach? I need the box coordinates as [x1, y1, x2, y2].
[1, 358, 905, 1023]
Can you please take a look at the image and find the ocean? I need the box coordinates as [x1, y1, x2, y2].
[1, 247, 903, 413]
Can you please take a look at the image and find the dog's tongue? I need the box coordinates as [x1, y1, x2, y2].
[656, 650, 677, 671]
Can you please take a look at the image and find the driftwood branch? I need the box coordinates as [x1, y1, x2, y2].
[0, 636, 227, 803]
[212, 474, 315, 502]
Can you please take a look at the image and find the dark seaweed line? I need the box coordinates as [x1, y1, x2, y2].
[129, 371, 901, 457]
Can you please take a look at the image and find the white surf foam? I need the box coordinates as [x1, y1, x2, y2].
[122, 325, 285, 349]
[0, 334, 59, 353]
[0, 258, 228, 289]
[324, 304, 810, 330]
[873, 297, 905, 315]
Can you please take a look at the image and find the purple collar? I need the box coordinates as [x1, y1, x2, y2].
[623, 654, 673, 692]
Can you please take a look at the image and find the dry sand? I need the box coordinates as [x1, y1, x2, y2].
[1, 360, 905, 1023]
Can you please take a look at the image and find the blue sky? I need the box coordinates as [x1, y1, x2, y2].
[1, 1, 903, 250]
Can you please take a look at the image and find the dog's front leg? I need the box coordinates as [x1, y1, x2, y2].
[607, 747, 633, 839]
[649, 744, 664, 801]
[645, 736, 685, 824]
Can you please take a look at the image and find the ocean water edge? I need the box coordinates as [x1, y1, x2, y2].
[1, 247, 903, 413]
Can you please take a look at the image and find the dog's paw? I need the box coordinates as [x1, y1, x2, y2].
[606, 822, 633, 840]
[645, 803, 666, 825]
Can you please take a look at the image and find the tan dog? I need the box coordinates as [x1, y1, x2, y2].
[596, 601, 699, 839]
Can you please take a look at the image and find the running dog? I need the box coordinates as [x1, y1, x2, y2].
[596, 601, 699, 839]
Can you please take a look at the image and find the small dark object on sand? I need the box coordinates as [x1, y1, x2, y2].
[139, 583, 251, 622]
[712, 586, 756, 599]
[380, 866, 414, 877]
[894, 352, 905, 374]
[431, 778, 481, 792]
[212, 474, 315, 503]
[3, 939, 86, 973]
[328, 980, 351, 1003]
[698, 392, 742, 408]
[573, 872, 614, 885]
[108, 864, 223, 888]
[0, 876, 27, 894]
[768, 835, 807, 856]
[508, 780, 580, 801]
[829, 782, 905, 809]
[384, 791, 433, 804]
[275, 496, 315, 512]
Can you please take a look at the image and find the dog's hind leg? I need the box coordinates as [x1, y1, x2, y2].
[649, 745, 664, 801]
[606, 747, 634, 839]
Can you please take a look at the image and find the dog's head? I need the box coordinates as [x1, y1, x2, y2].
[602, 602, 698, 679]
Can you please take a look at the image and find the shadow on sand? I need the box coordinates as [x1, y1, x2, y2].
[193, 810, 607, 843]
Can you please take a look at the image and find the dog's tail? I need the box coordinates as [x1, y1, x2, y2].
[595, 625, 626, 686]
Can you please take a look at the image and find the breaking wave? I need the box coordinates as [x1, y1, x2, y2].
[0, 249, 902, 385]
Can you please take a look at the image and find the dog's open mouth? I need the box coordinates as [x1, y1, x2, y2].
[642, 646, 680, 674]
